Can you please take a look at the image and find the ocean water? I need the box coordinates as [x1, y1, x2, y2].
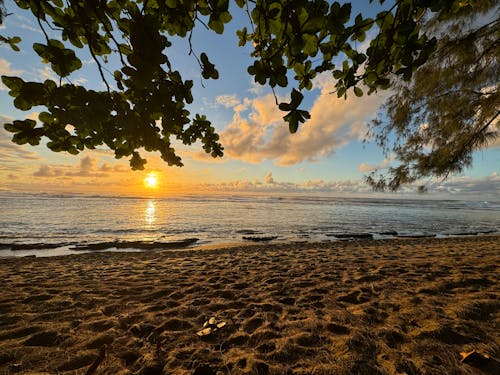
[0, 193, 498, 257]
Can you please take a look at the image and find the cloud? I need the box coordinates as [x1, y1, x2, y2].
[33, 164, 63, 177]
[216, 94, 240, 108]
[0, 115, 42, 171]
[13, 14, 43, 34]
[65, 156, 109, 177]
[487, 137, 500, 148]
[426, 173, 500, 195]
[359, 163, 378, 173]
[248, 81, 265, 96]
[73, 77, 88, 85]
[215, 75, 387, 166]
[82, 58, 97, 66]
[264, 172, 275, 184]
[188, 172, 500, 198]
[38, 66, 57, 81]
[0, 59, 23, 90]
[486, 118, 499, 148]
[193, 176, 371, 195]
[32, 155, 112, 178]
[359, 156, 393, 173]
[80, 156, 95, 172]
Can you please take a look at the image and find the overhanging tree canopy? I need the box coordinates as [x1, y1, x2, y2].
[367, 0, 499, 190]
[0, 0, 497, 188]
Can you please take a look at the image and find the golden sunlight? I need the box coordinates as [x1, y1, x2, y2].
[144, 173, 158, 189]
[145, 200, 156, 227]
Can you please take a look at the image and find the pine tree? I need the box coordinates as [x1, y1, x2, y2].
[367, 1, 499, 190]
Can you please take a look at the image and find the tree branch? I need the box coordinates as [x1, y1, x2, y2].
[444, 110, 500, 178]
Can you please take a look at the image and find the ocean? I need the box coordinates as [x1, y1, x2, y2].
[0, 193, 498, 257]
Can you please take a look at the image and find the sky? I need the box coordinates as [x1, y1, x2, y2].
[0, 0, 499, 199]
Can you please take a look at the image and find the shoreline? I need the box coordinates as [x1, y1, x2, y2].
[0, 232, 498, 258]
[1, 236, 499, 374]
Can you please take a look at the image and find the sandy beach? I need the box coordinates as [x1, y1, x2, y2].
[0, 236, 498, 374]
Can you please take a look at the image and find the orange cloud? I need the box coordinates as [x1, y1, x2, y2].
[211, 76, 387, 166]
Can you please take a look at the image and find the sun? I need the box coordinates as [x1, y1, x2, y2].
[144, 173, 158, 189]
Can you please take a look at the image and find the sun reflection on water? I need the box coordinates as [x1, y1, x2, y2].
[145, 200, 156, 228]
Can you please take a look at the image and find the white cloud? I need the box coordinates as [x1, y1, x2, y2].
[189, 172, 500, 197]
[426, 173, 500, 195]
[38, 66, 57, 81]
[248, 80, 265, 95]
[13, 14, 43, 34]
[216, 94, 240, 108]
[82, 58, 97, 66]
[73, 77, 88, 85]
[193, 176, 372, 195]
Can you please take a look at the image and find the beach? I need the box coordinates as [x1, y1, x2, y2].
[0, 236, 498, 374]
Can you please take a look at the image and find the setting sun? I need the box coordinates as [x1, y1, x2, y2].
[144, 173, 158, 188]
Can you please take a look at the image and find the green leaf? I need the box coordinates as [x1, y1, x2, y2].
[290, 89, 303, 107]
[279, 102, 291, 111]
[354, 86, 363, 97]
[284, 109, 309, 134]
[39, 112, 55, 124]
[130, 152, 147, 170]
[200, 52, 209, 65]
[302, 34, 318, 56]
[364, 71, 378, 84]
[200, 53, 219, 80]
[14, 96, 32, 110]
[237, 27, 247, 46]
[33, 39, 82, 77]
[284, 111, 300, 133]
[332, 70, 344, 79]
[219, 11, 232, 23]
[1, 76, 24, 93]
[208, 18, 224, 34]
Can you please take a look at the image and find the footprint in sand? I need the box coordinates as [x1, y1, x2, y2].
[295, 333, 322, 347]
[57, 353, 97, 372]
[159, 318, 193, 332]
[243, 317, 264, 334]
[23, 331, 64, 347]
[326, 323, 350, 335]
[85, 333, 114, 349]
[337, 290, 370, 304]
[0, 326, 40, 341]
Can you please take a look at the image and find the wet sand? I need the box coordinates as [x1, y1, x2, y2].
[0, 236, 498, 374]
